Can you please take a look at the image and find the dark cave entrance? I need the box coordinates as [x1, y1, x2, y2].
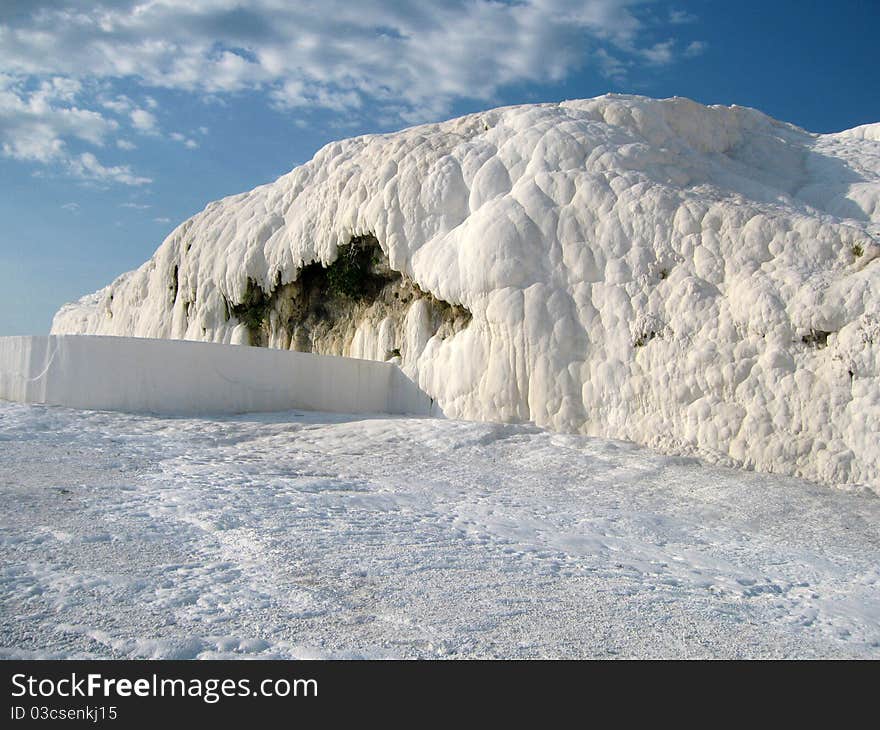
[229, 234, 471, 357]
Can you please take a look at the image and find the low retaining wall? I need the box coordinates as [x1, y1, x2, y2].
[0, 335, 433, 416]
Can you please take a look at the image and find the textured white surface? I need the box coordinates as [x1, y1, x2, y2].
[0, 335, 431, 416]
[52, 95, 880, 488]
[2, 403, 879, 659]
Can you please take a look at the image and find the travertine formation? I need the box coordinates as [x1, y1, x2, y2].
[53, 95, 880, 489]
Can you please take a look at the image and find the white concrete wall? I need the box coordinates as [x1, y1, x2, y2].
[0, 335, 433, 417]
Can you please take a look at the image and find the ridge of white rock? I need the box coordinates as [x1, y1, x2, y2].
[0, 335, 432, 416]
[52, 94, 880, 489]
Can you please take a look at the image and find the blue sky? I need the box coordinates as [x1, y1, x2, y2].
[1, 0, 878, 335]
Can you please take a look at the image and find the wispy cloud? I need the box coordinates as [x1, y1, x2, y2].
[0, 1, 705, 122]
[669, 9, 698, 25]
[641, 40, 676, 66]
[0, 1, 707, 183]
[684, 40, 708, 58]
[170, 131, 198, 149]
[69, 152, 151, 186]
[101, 95, 135, 115]
[0, 75, 117, 163]
[0, 74, 158, 185]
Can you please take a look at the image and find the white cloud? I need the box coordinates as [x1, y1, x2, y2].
[116, 138, 136, 150]
[130, 108, 158, 134]
[0, 78, 118, 162]
[641, 40, 677, 66]
[101, 95, 134, 115]
[684, 40, 708, 58]
[170, 131, 198, 148]
[0, 74, 152, 185]
[120, 202, 151, 210]
[61, 202, 79, 212]
[0, 1, 704, 125]
[69, 152, 151, 186]
[595, 48, 629, 82]
[669, 9, 697, 25]
[153, 217, 171, 223]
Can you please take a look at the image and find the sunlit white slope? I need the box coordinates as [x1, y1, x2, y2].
[52, 95, 880, 489]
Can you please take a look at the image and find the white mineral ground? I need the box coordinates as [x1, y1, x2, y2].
[1, 404, 878, 658]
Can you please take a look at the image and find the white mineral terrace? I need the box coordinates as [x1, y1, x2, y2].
[51, 96, 880, 489]
[0, 335, 433, 417]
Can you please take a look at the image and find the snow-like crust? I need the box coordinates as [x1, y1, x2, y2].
[51, 95, 880, 489]
[4, 403, 879, 658]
